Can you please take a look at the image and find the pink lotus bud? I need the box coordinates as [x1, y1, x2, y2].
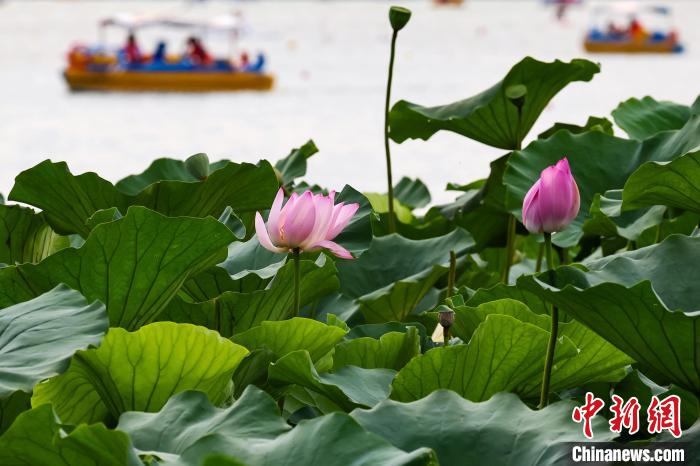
[522, 158, 580, 234]
[255, 188, 359, 259]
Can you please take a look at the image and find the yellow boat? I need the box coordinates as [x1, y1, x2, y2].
[583, 4, 684, 54]
[64, 68, 274, 92]
[64, 13, 275, 92]
[584, 37, 682, 54]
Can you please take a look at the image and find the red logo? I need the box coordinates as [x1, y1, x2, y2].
[572, 392, 682, 439]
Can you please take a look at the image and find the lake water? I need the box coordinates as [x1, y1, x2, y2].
[1, 0, 698, 205]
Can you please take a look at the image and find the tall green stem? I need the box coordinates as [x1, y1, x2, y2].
[539, 232, 558, 409]
[447, 250, 457, 298]
[501, 106, 523, 284]
[292, 248, 301, 317]
[384, 30, 398, 233]
[501, 215, 517, 283]
[535, 242, 544, 272]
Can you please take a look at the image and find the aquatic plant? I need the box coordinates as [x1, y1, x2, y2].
[1, 7, 699, 466]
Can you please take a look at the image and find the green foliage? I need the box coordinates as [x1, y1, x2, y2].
[519, 235, 700, 393]
[10, 158, 278, 236]
[391, 314, 577, 402]
[504, 116, 700, 247]
[623, 150, 700, 213]
[1, 50, 699, 463]
[32, 322, 248, 424]
[0, 404, 141, 466]
[0, 286, 107, 398]
[0, 207, 234, 330]
[353, 391, 616, 466]
[612, 95, 697, 140]
[389, 57, 599, 149]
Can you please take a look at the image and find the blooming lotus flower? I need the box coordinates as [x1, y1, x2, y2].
[255, 188, 359, 259]
[522, 158, 580, 234]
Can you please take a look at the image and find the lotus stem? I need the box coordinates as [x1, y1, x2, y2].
[447, 250, 457, 298]
[501, 215, 517, 283]
[292, 248, 301, 317]
[539, 232, 558, 409]
[535, 242, 544, 272]
[384, 30, 398, 234]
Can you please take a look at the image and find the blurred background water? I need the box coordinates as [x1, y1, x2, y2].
[0, 0, 698, 204]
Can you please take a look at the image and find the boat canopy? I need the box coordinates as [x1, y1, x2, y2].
[590, 2, 672, 17]
[99, 13, 244, 33]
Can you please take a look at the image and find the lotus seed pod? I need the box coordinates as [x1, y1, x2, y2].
[185, 153, 210, 180]
[437, 305, 455, 328]
[506, 84, 527, 109]
[389, 6, 412, 32]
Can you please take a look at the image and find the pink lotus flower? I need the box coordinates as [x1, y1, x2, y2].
[522, 158, 580, 234]
[255, 188, 359, 259]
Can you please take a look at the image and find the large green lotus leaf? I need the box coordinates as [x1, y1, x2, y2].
[31, 322, 248, 425]
[193, 413, 436, 466]
[451, 299, 631, 398]
[117, 387, 290, 462]
[583, 189, 666, 241]
[269, 350, 396, 411]
[196, 235, 287, 298]
[364, 192, 414, 224]
[9, 159, 278, 236]
[179, 266, 244, 302]
[574, 234, 698, 312]
[333, 327, 420, 371]
[115, 156, 228, 195]
[391, 314, 577, 402]
[451, 156, 512, 250]
[336, 229, 474, 323]
[394, 177, 431, 209]
[465, 282, 550, 314]
[504, 116, 700, 247]
[370, 209, 454, 242]
[622, 150, 700, 213]
[221, 235, 284, 279]
[389, 57, 599, 149]
[166, 256, 338, 337]
[1, 391, 30, 435]
[0, 404, 141, 466]
[612, 95, 695, 140]
[274, 140, 318, 187]
[0, 204, 69, 265]
[130, 160, 278, 222]
[8, 160, 129, 236]
[0, 206, 234, 330]
[352, 390, 616, 466]
[115, 156, 225, 194]
[635, 210, 700, 249]
[518, 235, 700, 392]
[232, 318, 346, 362]
[537, 115, 614, 140]
[0, 285, 108, 398]
[127, 387, 435, 466]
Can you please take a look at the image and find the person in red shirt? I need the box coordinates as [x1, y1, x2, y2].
[186, 37, 212, 66]
[123, 34, 142, 64]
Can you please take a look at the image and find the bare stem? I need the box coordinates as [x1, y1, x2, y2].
[501, 215, 517, 283]
[292, 248, 301, 317]
[384, 30, 398, 233]
[539, 232, 558, 409]
[447, 250, 457, 298]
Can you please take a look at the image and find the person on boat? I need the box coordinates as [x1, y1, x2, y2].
[606, 22, 626, 39]
[153, 41, 167, 63]
[186, 37, 212, 66]
[628, 16, 647, 41]
[240, 52, 250, 69]
[123, 34, 142, 64]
